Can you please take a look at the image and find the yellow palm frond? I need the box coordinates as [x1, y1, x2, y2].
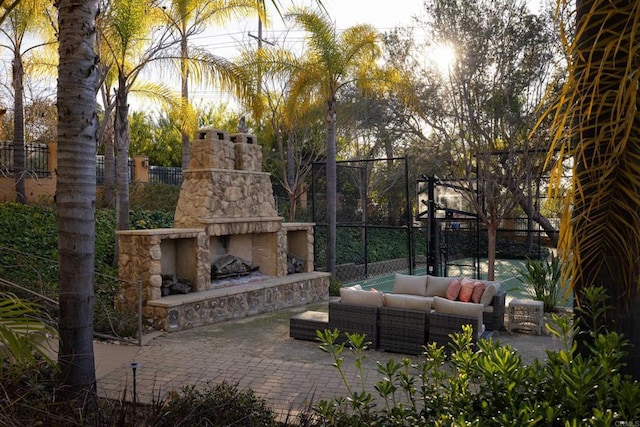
[129, 81, 181, 109]
[545, 0, 640, 305]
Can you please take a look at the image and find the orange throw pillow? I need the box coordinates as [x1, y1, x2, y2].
[471, 282, 486, 303]
[458, 278, 475, 302]
[446, 279, 461, 300]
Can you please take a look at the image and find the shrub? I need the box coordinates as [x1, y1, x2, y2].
[129, 182, 180, 212]
[303, 287, 640, 426]
[148, 381, 277, 426]
[516, 252, 568, 312]
[0, 203, 173, 337]
[328, 277, 342, 297]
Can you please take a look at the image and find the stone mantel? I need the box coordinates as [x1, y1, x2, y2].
[200, 217, 283, 236]
[117, 228, 203, 237]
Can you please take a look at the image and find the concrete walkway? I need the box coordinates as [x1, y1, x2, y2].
[95, 301, 564, 420]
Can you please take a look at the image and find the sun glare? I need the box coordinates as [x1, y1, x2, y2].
[428, 43, 457, 74]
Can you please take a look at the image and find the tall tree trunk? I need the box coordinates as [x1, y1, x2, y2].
[325, 98, 337, 275]
[180, 33, 190, 170]
[97, 87, 116, 207]
[12, 52, 25, 204]
[102, 122, 116, 206]
[55, 0, 99, 405]
[114, 77, 130, 238]
[486, 222, 496, 281]
[287, 131, 296, 221]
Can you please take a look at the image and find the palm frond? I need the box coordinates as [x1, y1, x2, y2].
[545, 0, 640, 304]
[0, 292, 57, 369]
[129, 81, 181, 109]
[286, 6, 340, 69]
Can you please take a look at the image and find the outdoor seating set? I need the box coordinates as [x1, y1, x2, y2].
[290, 273, 506, 355]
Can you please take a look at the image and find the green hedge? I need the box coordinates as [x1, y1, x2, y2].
[0, 203, 174, 335]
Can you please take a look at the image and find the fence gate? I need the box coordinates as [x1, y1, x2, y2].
[416, 176, 481, 278]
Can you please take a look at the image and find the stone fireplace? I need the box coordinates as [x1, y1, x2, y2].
[116, 128, 329, 331]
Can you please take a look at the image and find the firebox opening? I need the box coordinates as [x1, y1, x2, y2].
[210, 231, 279, 281]
[211, 254, 258, 280]
[160, 237, 198, 295]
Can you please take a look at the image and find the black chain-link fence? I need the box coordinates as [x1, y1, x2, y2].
[311, 157, 420, 284]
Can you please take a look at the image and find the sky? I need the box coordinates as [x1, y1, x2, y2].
[293, 0, 422, 30]
[180, 0, 543, 109]
[190, 0, 423, 60]
[0, 0, 546, 113]
[181, 0, 427, 108]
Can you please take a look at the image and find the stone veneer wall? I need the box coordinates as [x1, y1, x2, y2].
[147, 272, 330, 331]
[116, 229, 210, 313]
[280, 223, 315, 273]
[173, 169, 278, 228]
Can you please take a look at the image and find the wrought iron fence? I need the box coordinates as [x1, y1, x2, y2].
[0, 142, 50, 178]
[96, 155, 134, 185]
[149, 165, 182, 185]
[312, 157, 415, 283]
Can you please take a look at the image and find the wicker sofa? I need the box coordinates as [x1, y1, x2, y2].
[327, 273, 505, 354]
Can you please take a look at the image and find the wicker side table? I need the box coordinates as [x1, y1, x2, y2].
[508, 299, 544, 335]
[290, 311, 329, 341]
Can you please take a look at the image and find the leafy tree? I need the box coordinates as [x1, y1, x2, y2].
[286, 6, 389, 274]
[129, 110, 182, 166]
[196, 101, 242, 129]
[0, 0, 56, 203]
[337, 88, 414, 226]
[546, 0, 640, 379]
[236, 42, 325, 221]
[55, 0, 99, 406]
[412, 0, 557, 279]
[0, 96, 58, 143]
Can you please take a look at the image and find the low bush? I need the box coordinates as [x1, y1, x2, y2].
[328, 276, 342, 297]
[299, 286, 640, 426]
[148, 381, 278, 426]
[516, 252, 568, 312]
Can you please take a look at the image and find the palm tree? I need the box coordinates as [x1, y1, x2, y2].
[0, 0, 20, 26]
[55, 0, 100, 404]
[548, 0, 640, 378]
[159, 0, 264, 170]
[99, 0, 179, 233]
[286, 6, 385, 275]
[236, 42, 325, 221]
[0, 0, 56, 204]
[100, 0, 260, 235]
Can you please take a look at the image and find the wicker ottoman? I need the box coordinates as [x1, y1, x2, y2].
[289, 311, 329, 341]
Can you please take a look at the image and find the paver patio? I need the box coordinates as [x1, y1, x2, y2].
[95, 300, 565, 420]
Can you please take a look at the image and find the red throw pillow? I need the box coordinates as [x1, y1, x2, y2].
[446, 279, 462, 300]
[458, 279, 475, 302]
[471, 282, 486, 303]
